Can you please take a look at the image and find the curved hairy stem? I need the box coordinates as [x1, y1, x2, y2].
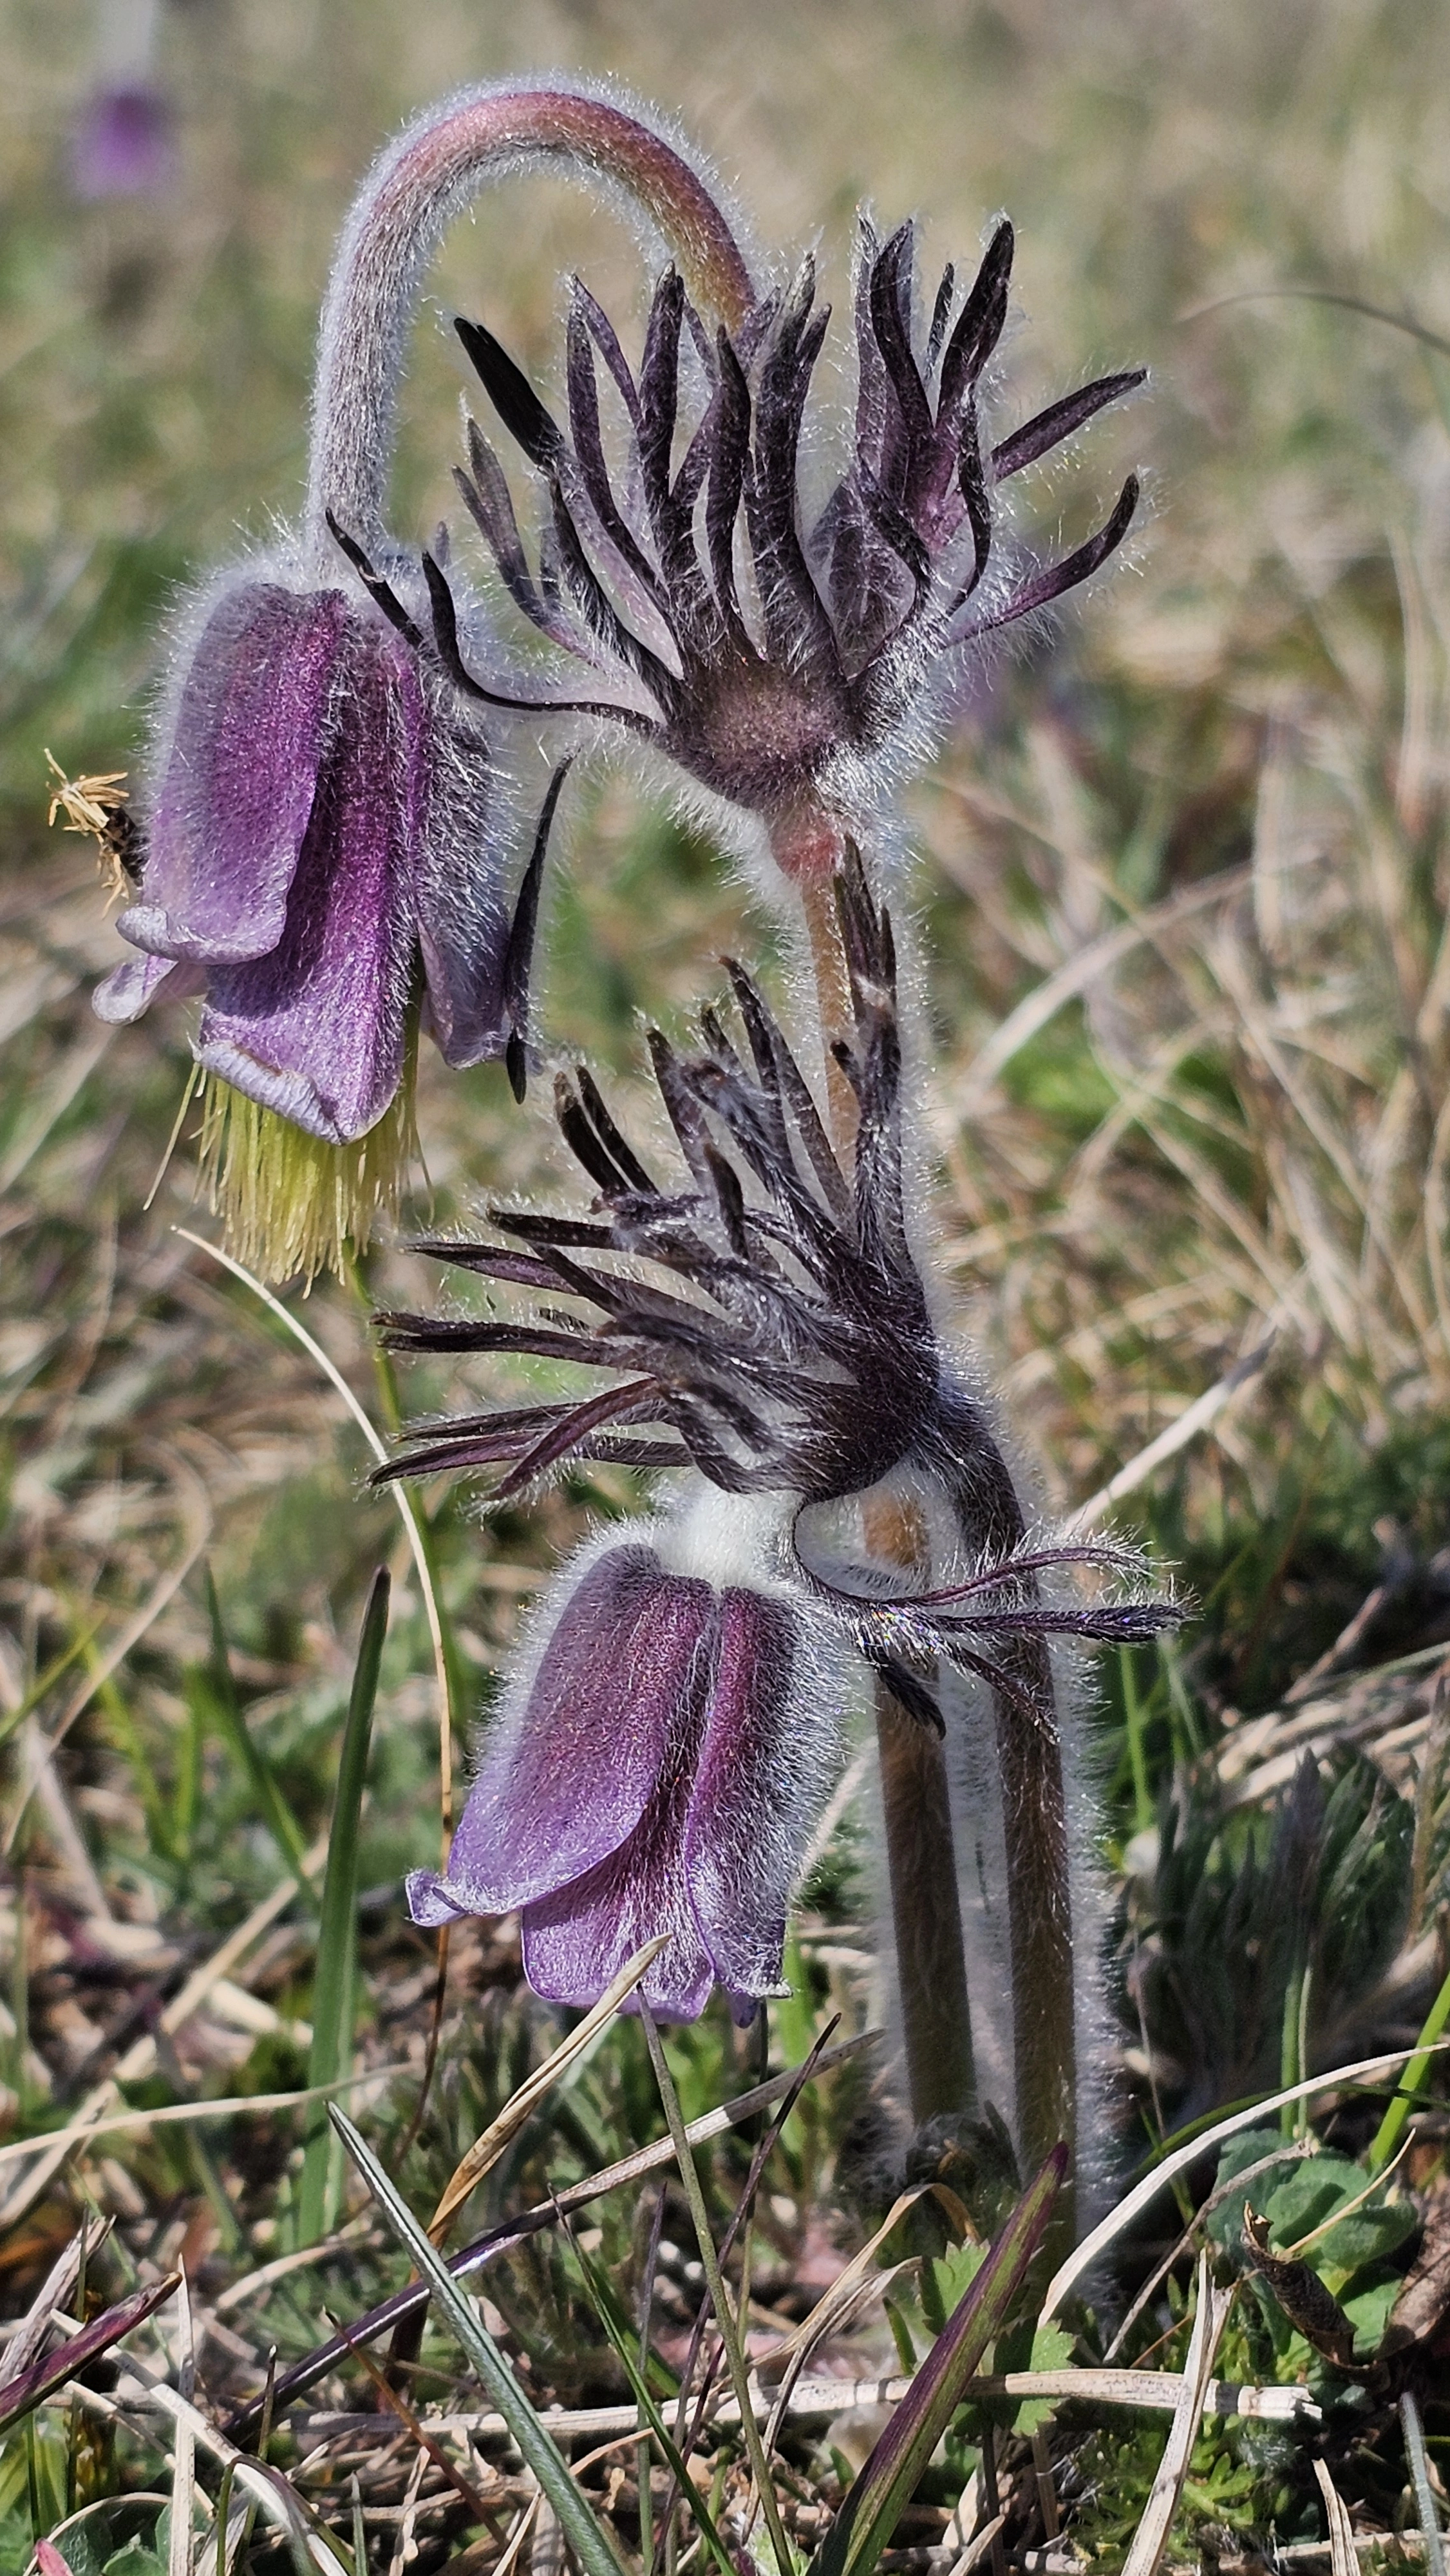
[306, 80, 756, 564]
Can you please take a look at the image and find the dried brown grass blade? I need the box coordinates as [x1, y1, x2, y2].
[1120, 2256, 1235, 2576]
[287, 2363, 1318, 2448]
[1313, 2459, 1359, 2576]
[1068, 1338, 1272, 1528]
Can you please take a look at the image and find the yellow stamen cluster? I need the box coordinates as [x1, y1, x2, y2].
[197, 1056, 420, 1288]
[44, 750, 137, 904]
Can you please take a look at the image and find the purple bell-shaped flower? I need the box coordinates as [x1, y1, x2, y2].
[92, 81, 756, 1278]
[95, 580, 500, 1144]
[407, 1511, 840, 2022]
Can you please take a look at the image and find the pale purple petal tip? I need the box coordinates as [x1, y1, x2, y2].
[92, 949, 182, 1024]
[406, 1868, 473, 1929]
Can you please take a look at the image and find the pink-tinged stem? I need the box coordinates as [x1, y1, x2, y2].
[305, 80, 757, 566]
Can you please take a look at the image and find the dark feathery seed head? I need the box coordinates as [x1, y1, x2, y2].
[375, 220, 1144, 878]
[373, 840, 1181, 1711]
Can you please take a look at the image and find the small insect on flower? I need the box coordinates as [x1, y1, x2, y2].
[407, 1508, 842, 2021]
[372, 219, 1143, 881]
[45, 751, 142, 904]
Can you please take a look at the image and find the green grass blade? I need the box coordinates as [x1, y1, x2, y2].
[202, 1566, 315, 1895]
[0, 1618, 105, 1756]
[329, 2105, 628, 2576]
[298, 1567, 388, 2244]
[1368, 1953, 1450, 2174]
[564, 2224, 737, 2576]
[640, 2005, 795, 2576]
[810, 2145, 1068, 2576]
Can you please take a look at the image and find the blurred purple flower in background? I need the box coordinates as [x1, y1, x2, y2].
[71, 80, 176, 200]
[407, 1529, 833, 2021]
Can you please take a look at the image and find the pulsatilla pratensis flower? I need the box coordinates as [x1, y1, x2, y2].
[95, 583, 504, 1137]
[378, 846, 1175, 1724]
[89, 81, 756, 1279]
[407, 1520, 838, 2019]
[388, 220, 1142, 879]
[380, 846, 1174, 2031]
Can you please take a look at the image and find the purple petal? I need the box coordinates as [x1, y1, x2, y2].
[124, 582, 350, 966]
[408, 693, 508, 1069]
[684, 1589, 802, 2010]
[408, 1545, 716, 1924]
[520, 1735, 716, 2020]
[194, 626, 418, 1142]
[92, 950, 187, 1023]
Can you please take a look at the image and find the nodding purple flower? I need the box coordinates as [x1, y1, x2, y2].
[71, 81, 176, 201]
[94, 576, 508, 1142]
[89, 81, 757, 1274]
[406, 1515, 838, 2021]
[359, 222, 1142, 880]
[377, 845, 1176, 1737]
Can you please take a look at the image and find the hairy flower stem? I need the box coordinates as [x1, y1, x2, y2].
[801, 865, 1075, 2202]
[306, 82, 756, 566]
[800, 871, 977, 2128]
[874, 1653, 977, 2122]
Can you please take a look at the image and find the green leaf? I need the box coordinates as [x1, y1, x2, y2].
[101, 2548, 164, 2576]
[1341, 2272, 1404, 2359]
[986, 2320, 1077, 2434]
[809, 2145, 1067, 2576]
[298, 1567, 388, 2244]
[330, 2106, 627, 2576]
[1317, 2199, 1418, 2275]
[921, 2241, 986, 2334]
[1203, 2130, 1301, 2250]
[1262, 2154, 1362, 2240]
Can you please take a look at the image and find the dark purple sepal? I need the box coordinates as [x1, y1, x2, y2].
[124, 580, 350, 966]
[520, 1715, 717, 2020]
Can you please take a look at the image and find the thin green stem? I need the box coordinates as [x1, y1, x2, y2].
[1122, 1647, 1151, 1834]
[349, 1249, 466, 1834]
[1368, 1951, 1450, 2174]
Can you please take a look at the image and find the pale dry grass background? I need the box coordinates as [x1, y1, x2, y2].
[4, 0, 1450, 2562]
